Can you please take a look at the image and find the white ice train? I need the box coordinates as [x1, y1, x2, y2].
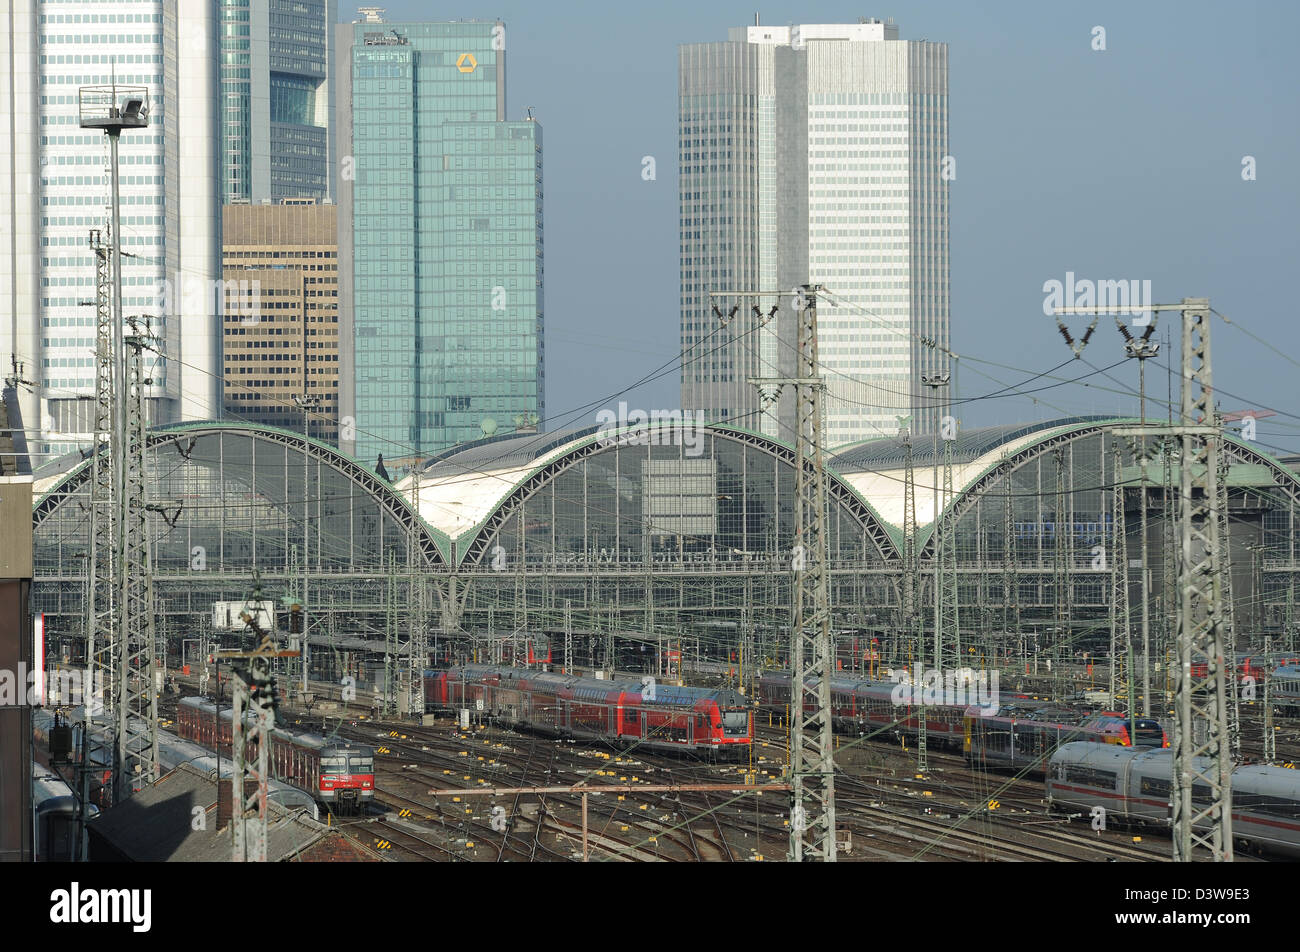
[1046, 741, 1300, 858]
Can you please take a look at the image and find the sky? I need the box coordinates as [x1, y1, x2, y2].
[351, 0, 1300, 455]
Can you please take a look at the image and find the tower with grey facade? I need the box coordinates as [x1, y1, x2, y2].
[679, 20, 949, 447]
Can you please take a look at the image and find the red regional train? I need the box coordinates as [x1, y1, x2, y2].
[177, 697, 375, 811]
[425, 665, 752, 756]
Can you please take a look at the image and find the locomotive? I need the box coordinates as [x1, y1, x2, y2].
[176, 697, 375, 812]
[1047, 741, 1300, 858]
[424, 665, 752, 755]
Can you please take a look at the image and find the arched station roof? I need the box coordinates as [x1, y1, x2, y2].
[32, 420, 447, 567]
[828, 415, 1300, 555]
[396, 421, 903, 564]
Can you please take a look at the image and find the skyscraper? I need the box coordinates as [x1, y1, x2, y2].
[220, 0, 337, 204]
[0, 0, 222, 455]
[338, 14, 543, 464]
[222, 201, 338, 440]
[679, 20, 949, 447]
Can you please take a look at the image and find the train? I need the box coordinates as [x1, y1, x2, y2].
[1047, 741, 1300, 858]
[155, 730, 321, 821]
[424, 665, 752, 755]
[754, 671, 1168, 776]
[31, 707, 324, 819]
[32, 761, 98, 862]
[1270, 664, 1300, 714]
[756, 672, 999, 749]
[966, 709, 1168, 774]
[176, 697, 375, 812]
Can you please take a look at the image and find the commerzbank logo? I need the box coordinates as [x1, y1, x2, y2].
[456, 53, 477, 73]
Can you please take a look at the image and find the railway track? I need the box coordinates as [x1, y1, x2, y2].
[154, 678, 1300, 861]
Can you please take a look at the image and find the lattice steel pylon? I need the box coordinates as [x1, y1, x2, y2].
[1055, 298, 1234, 860]
[115, 318, 158, 797]
[939, 421, 960, 669]
[785, 285, 836, 861]
[899, 415, 925, 774]
[1172, 299, 1234, 861]
[1215, 429, 1241, 760]
[564, 599, 573, 674]
[383, 553, 399, 716]
[1000, 455, 1021, 663]
[1052, 448, 1071, 698]
[218, 604, 293, 863]
[407, 566, 429, 717]
[1109, 441, 1133, 730]
[1162, 437, 1179, 707]
[1263, 635, 1276, 764]
[85, 228, 116, 723]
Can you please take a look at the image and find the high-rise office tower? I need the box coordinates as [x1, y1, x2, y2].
[338, 14, 543, 464]
[222, 201, 338, 440]
[0, 0, 222, 455]
[220, 0, 337, 204]
[679, 20, 949, 447]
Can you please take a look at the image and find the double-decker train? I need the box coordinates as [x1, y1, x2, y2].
[1047, 741, 1300, 857]
[176, 697, 375, 812]
[424, 665, 752, 755]
[753, 672, 1167, 775]
[755, 672, 1003, 749]
[966, 709, 1168, 774]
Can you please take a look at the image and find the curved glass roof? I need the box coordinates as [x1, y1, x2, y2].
[829, 416, 1116, 472]
[828, 416, 1126, 530]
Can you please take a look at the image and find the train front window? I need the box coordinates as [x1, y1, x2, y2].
[723, 711, 748, 735]
[321, 756, 348, 775]
[1135, 722, 1165, 747]
[348, 753, 373, 773]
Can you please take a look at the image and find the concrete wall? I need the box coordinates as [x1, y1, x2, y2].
[0, 477, 33, 862]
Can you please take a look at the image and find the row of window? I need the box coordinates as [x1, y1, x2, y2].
[42, 74, 161, 87]
[41, 54, 162, 64]
[40, 32, 161, 44]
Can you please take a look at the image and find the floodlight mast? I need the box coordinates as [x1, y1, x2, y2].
[79, 82, 154, 799]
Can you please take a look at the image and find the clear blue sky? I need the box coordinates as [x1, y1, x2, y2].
[355, 0, 1300, 454]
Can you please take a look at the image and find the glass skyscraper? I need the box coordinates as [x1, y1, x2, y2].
[679, 20, 949, 447]
[339, 16, 543, 463]
[221, 0, 336, 204]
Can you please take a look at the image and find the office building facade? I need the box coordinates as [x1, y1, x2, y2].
[1, 0, 222, 455]
[679, 20, 949, 447]
[222, 201, 338, 440]
[220, 0, 336, 204]
[338, 15, 543, 464]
